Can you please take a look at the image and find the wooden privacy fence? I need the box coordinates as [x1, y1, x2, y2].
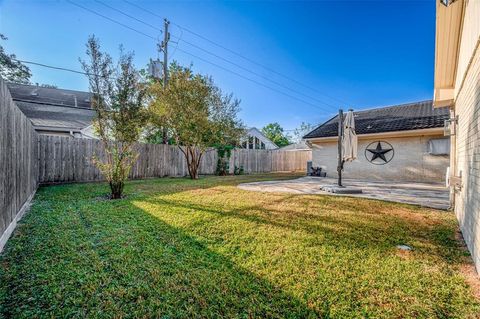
[1, 75, 311, 249]
[0, 79, 38, 251]
[37, 135, 311, 184]
[37, 136, 217, 184]
[230, 149, 312, 173]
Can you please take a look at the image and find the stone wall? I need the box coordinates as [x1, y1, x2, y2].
[311, 134, 449, 183]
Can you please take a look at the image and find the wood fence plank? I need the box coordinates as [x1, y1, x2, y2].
[34, 137, 310, 184]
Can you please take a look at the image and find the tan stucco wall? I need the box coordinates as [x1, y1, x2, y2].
[311, 134, 449, 183]
[451, 1, 480, 273]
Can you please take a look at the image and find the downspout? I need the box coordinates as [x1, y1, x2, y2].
[449, 106, 457, 210]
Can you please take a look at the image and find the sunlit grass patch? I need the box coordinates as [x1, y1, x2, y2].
[1, 173, 478, 318]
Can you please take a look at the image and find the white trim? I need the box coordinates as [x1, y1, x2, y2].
[34, 126, 83, 132]
[0, 190, 36, 254]
[242, 127, 278, 150]
[305, 127, 444, 143]
[434, 0, 465, 106]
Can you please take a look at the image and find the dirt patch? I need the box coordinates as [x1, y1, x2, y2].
[396, 249, 413, 260]
[387, 207, 445, 227]
[456, 230, 480, 301]
[460, 263, 480, 301]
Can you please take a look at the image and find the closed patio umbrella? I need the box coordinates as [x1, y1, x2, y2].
[342, 110, 357, 162]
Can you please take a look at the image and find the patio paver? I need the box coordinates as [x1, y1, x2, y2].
[238, 176, 449, 210]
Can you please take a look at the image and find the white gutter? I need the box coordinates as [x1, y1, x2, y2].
[306, 127, 444, 143]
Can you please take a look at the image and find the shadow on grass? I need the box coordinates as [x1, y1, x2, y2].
[1, 175, 476, 318]
[138, 192, 465, 264]
[0, 183, 322, 318]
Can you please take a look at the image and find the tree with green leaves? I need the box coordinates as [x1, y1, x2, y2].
[148, 63, 245, 179]
[293, 122, 314, 142]
[0, 34, 31, 84]
[80, 35, 147, 199]
[261, 122, 291, 147]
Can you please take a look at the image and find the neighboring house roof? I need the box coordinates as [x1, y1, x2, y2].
[278, 140, 311, 151]
[245, 127, 279, 149]
[7, 83, 95, 131]
[13, 101, 95, 130]
[304, 100, 450, 139]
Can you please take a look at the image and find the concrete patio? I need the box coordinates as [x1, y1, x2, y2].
[238, 176, 450, 210]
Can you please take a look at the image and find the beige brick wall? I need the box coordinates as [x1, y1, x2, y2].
[311, 134, 449, 183]
[453, 25, 480, 273]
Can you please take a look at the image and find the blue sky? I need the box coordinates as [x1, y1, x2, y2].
[0, 0, 435, 132]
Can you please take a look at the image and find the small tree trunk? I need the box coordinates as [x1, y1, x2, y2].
[190, 165, 199, 179]
[188, 147, 200, 179]
[188, 150, 199, 179]
[110, 181, 124, 199]
[179, 146, 203, 180]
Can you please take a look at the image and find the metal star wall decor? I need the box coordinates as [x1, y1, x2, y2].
[365, 141, 394, 165]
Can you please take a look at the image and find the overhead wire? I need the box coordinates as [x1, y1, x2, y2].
[121, 0, 351, 106]
[87, 0, 337, 108]
[15, 55, 334, 114]
[168, 27, 183, 61]
[66, 0, 157, 40]
[94, 0, 163, 34]
[171, 34, 337, 108]
[14, 59, 90, 76]
[175, 47, 334, 113]
[65, 0, 339, 113]
[13, 59, 117, 81]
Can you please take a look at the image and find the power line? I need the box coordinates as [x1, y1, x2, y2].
[66, 0, 335, 112]
[16, 56, 334, 114]
[173, 24, 350, 106]
[121, 0, 350, 106]
[66, 0, 156, 40]
[19, 56, 329, 133]
[83, 1, 338, 109]
[169, 30, 183, 61]
[13, 59, 90, 76]
[94, 0, 162, 34]
[172, 34, 337, 108]
[12, 59, 116, 81]
[175, 47, 333, 113]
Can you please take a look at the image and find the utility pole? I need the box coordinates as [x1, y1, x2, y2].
[337, 109, 344, 187]
[159, 18, 170, 144]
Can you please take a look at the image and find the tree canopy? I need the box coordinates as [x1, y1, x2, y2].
[0, 34, 31, 83]
[293, 122, 314, 142]
[148, 62, 245, 179]
[80, 35, 147, 198]
[261, 122, 291, 147]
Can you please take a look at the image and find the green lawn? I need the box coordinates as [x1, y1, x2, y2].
[0, 174, 478, 318]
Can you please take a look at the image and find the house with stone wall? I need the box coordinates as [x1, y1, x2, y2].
[303, 100, 450, 183]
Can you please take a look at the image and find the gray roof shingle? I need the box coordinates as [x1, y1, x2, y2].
[303, 100, 450, 139]
[14, 101, 95, 130]
[7, 83, 95, 130]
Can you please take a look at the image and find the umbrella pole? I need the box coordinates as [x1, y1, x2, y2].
[337, 109, 344, 187]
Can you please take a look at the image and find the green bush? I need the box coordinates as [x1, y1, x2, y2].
[216, 145, 233, 176]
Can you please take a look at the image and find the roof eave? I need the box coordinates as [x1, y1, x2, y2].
[33, 125, 85, 132]
[433, 0, 465, 108]
[305, 127, 445, 143]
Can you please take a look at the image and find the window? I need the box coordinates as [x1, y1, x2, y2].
[428, 138, 450, 155]
[254, 137, 260, 149]
[260, 141, 266, 149]
[248, 136, 254, 149]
